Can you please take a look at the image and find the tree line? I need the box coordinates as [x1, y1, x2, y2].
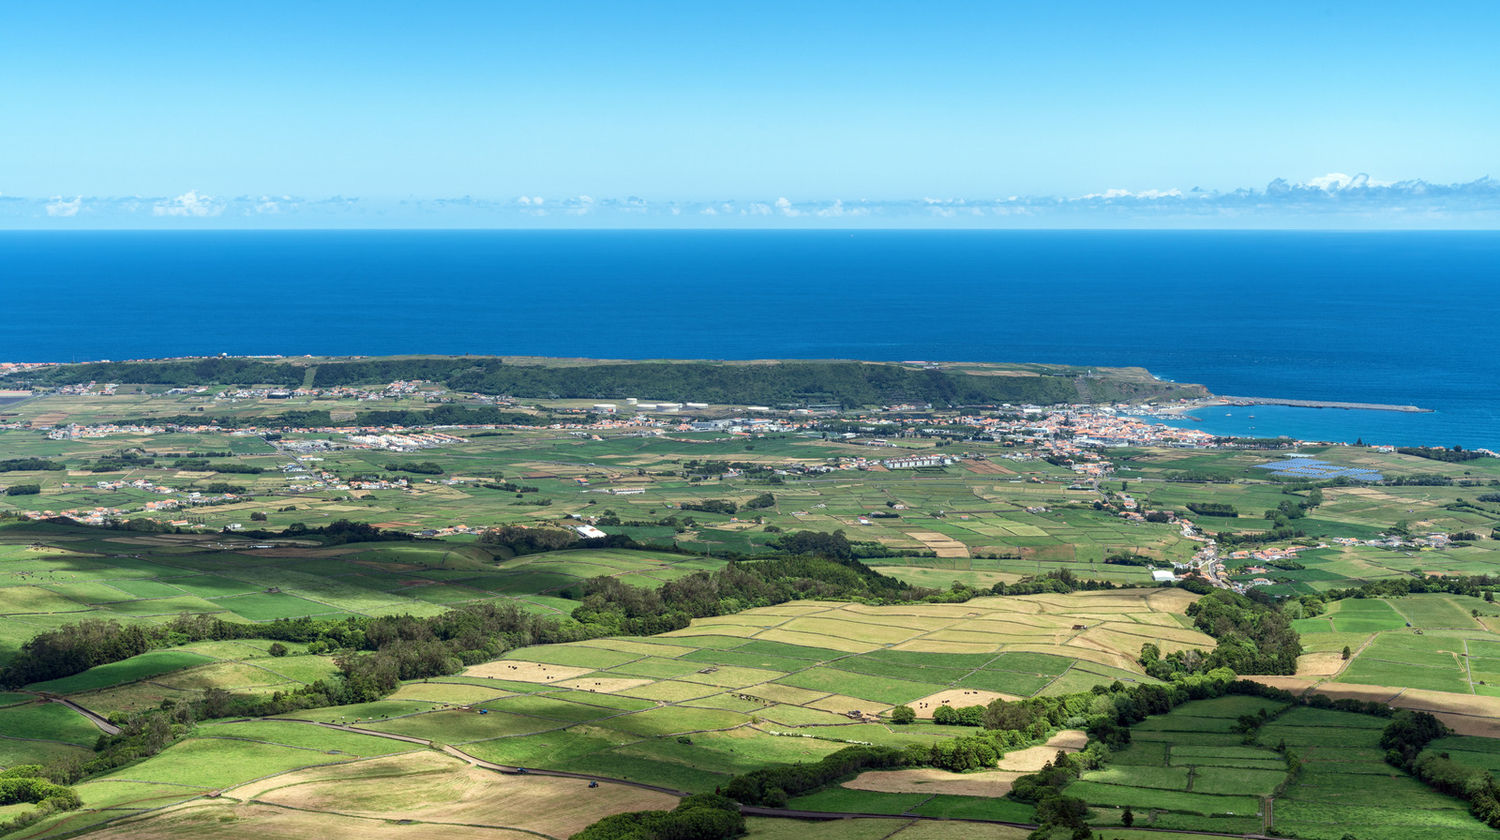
[0, 767, 81, 835]
[115, 404, 547, 430]
[0, 459, 63, 472]
[1186, 502, 1238, 517]
[1397, 446, 1491, 463]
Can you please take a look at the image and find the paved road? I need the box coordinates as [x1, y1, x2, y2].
[41, 695, 121, 735]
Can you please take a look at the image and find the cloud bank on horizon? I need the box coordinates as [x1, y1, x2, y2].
[9, 173, 1500, 229]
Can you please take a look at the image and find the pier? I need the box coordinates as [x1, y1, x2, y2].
[1217, 396, 1433, 413]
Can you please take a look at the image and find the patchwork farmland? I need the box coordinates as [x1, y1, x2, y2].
[1059, 697, 1496, 840]
[0, 369, 1498, 840]
[0, 589, 1204, 839]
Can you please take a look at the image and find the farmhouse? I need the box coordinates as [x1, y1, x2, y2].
[574, 524, 608, 539]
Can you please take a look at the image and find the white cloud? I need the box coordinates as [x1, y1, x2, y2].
[1306, 172, 1355, 190]
[6, 174, 1500, 227]
[1302, 172, 1393, 191]
[253, 195, 291, 214]
[45, 196, 82, 217]
[1079, 187, 1183, 200]
[152, 190, 222, 217]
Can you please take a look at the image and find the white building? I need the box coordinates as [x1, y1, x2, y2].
[882, 455, 953, 469]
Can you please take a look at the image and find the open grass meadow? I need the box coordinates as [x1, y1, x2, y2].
[0, 700, 103, 746]
[1290, 594, 1500, 699]
[0, 639, 360, 773]
[22, 649, 216, 695]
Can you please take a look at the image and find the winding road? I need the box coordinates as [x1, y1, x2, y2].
[38, 694, 122, 735]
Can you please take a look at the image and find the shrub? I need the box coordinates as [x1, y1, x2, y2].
[571, 792, 744, 840]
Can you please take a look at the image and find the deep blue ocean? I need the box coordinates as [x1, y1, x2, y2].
[2, 230, 1496, 449]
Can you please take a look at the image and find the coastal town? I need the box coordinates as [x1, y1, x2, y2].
[3, 369, 1495, 604]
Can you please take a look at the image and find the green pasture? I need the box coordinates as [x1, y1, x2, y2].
[1266, 707, 1490, 840]
[1293, 594, 1500, 695]
[1070, 698, 1288, 833]
[23, 649, 216, 694]
[0, 700, 103, 745]
[0, 641, 361, 771]
[1068, 698, 1492, 839]
[92, 735, 357, 788]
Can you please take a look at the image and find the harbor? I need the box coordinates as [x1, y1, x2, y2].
[1216, 396, 1433, 413]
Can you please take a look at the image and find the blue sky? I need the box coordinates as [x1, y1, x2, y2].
[4, 1, 1498, 225]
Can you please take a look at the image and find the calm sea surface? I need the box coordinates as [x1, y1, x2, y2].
[2, 230, 1496, 448]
